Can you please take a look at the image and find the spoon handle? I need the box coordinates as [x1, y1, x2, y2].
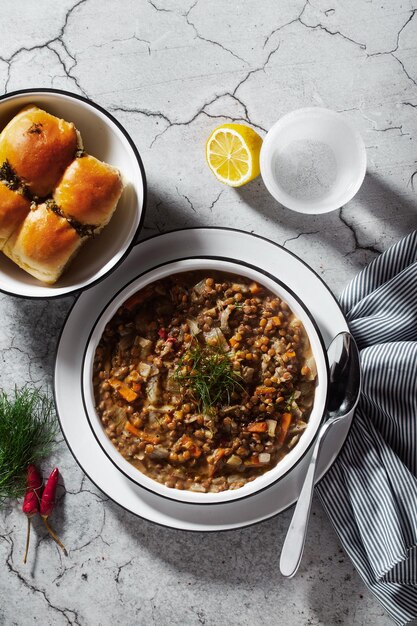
[280, 331, 360, 578]
[279, 424, 328, 578]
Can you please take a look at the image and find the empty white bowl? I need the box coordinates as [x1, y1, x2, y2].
[260, 107, 366, 214]
[81, 256, 329, 505]
[0, 89, 146, 298]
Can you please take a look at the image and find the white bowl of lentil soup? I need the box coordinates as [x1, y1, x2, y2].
[82, 257, 329, 504]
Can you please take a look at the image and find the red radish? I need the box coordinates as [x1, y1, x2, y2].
[40, 468, 67, 557]
[22, 464, 43, 564]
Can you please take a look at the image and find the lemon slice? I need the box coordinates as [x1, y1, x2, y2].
[206, 123, 263, 187]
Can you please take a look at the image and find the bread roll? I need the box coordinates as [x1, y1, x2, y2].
[53, 154, 124, 231]
[3, 203, 82, 284]
[0, 105, 78, 198]
[0, 182, 31, 249]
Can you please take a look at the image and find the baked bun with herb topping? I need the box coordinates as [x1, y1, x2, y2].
[3, 203, 83, 284]
[0, 182, 31, 250]
[53, 154, 124, 232]
[0, 105, 79, 198]
[0, 104, 125, 285]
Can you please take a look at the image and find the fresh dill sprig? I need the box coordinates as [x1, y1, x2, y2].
[0, 160, 31, 199]
[285, 391, 295, 412]
[0, 387, 57, 506]
[0, 160, 21, 191]
[174, 344, 244, 415]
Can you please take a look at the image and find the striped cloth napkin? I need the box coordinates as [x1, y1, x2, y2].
[316, 231, 417, 625]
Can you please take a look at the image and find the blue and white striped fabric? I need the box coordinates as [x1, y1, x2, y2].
[317, 231, 417, 625]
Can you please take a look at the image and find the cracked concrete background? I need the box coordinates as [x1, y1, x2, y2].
[1, 0, 416, 624]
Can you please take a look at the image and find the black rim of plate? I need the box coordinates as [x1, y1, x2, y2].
[54, 228, 354, 532]
[80, 254, 330, 505]
[0, 87, 147, 300]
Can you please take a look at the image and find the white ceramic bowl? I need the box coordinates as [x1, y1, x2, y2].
[0, 88, 146, 298]
[82, 257, 329, 505]
[260, 107, 366, 214]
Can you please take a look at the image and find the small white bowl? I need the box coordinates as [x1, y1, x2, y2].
[0, 89, 146, 298]
[81, 257, 329, 505]
[260, 107, 366, 214]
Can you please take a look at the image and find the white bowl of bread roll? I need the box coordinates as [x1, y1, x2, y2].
[0, 89, 146, 298]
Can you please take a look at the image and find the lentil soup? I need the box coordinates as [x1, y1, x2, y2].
[93, 270, 317, 493]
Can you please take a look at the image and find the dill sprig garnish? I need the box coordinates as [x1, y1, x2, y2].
[174, 344, 244, 415]
[0, 160, 21, 191]
[27, 122, 43, 135]
[0, 388, 57, 506]
[285, 391, 295, 412]
[45, 199, 97, 238]
[0, 160, 32, 199]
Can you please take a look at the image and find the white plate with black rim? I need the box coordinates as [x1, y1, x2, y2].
[54, 227, 351, 531]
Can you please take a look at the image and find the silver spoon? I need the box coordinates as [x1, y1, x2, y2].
[280, 331, 361, 578]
